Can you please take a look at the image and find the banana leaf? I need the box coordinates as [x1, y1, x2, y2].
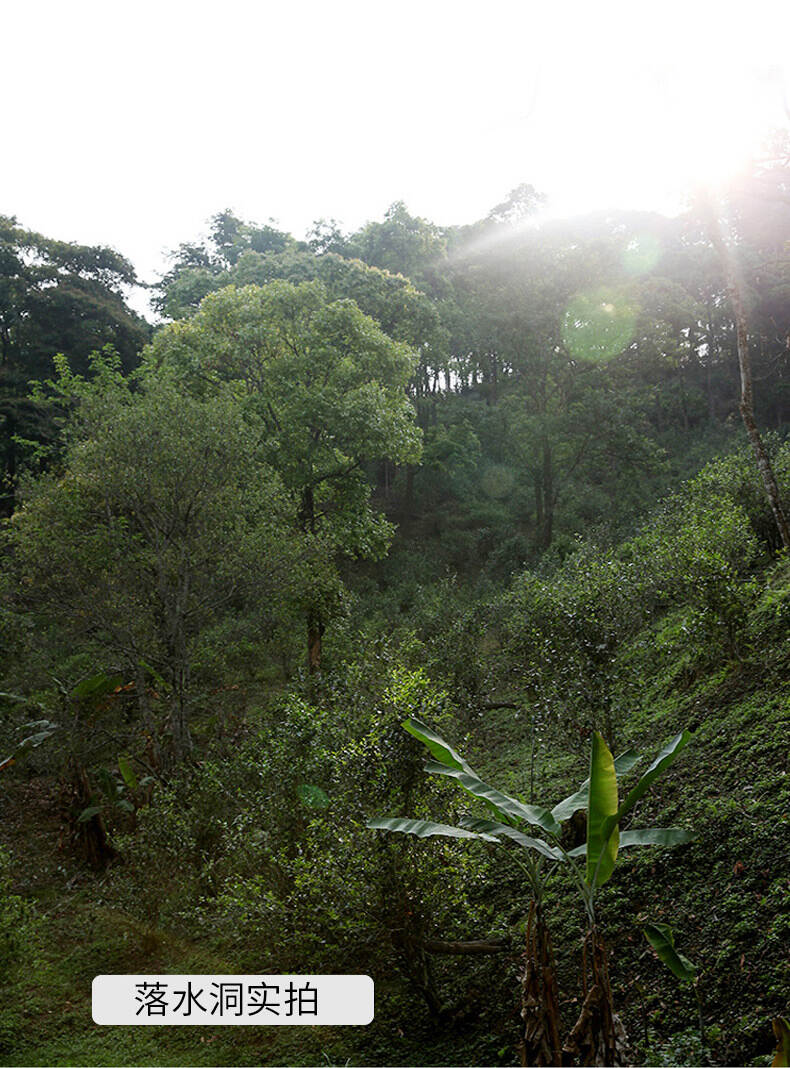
[458, 816, 565, 861]
[404, 720, 559, 835]
[551, 749, 641, 822]
[643, 922, 697, 982]
[367, 817, 498, 842]
[586, 731, 619, 886]
[601, 731, 692, 844]
[567, 826, 694, 857]
[772, 1018, 790, 1068]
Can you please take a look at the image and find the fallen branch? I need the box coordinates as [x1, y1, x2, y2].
[424, 937, 510, 955]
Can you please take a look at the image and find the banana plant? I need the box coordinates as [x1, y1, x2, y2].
[554, 729, 693, 1067]
[369, 719, 692, 912]
[368, 717, 566, 1066]
[773, 1018, 790, 1068]
[367, 718, 693, 1067]
[560, 730, 693, 921]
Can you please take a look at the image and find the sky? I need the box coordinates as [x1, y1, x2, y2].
[3, 0, 790, 298]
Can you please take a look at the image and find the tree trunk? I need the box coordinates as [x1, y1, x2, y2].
[705, 305, 718, 424]
[63, 760, 117, 870]
[534, 471, 544, 539]
[540, 436, 554, 550]
[1, 408, 16, 517]
[307, 613, 324, 674]
[424, 937, 510, 955]
[678, 374, 690, 431]
[708, 212, 790, 550]
[299, 483, 327, 673]
[405, 462, 415, 514]
[169, 698, 193, 764]
[134, 664, 162, 771]
[390, 910, 444, 1019]
[487, 352, 498, 405]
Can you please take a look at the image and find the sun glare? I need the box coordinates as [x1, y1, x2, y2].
[523, 46, 790, 222]
[651, 66, 779, 191]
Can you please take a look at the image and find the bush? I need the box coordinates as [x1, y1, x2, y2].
[0, 845, 34, 970]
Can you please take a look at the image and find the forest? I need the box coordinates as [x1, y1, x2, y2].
[0, 144, 789, 1068]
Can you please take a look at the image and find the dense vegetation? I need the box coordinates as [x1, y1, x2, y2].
[1, 146, 789, 1067]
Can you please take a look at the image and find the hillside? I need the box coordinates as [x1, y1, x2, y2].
[2, 439, 789, 1067]
[1, 180, 790, 1068]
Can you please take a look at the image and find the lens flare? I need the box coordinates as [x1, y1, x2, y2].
[623, 233, 662, 276]
[562, 289, 638, 362]
[481, 464, 516, 500]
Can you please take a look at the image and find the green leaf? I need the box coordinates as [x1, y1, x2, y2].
[458, 817, 565, 861]
[18, 728, 57, 749]
[551, 749, 641, 822]
[95, 766, 115, 799]
[138, 659, 167, 688]
[423, 761, 561, 835]
[297, 784, 330, 809]
[403, 718, 473, 772]
[118, 755, 138, 791]
[403, 719, 560, 835]
[550, 784, 589, 824]
[367, 817, 498, 842]
[643, 923, 697, 982]
[772, 1018, 790, 1068]
[71, 673, 122, 701]
[567, 826, 694, 857]
[0, 692, 31, 705]
[403, 713, 559, 837]
[586, 731, 619, 886]
[77, 805, 103, 823]
[602, 731, 692, 844]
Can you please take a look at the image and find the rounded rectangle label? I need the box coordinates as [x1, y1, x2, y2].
[92, 974, 374, 1025]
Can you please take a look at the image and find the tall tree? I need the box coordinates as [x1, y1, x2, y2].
[346, 201, 449, 298]
[147, 280, 422, 670]
[704, 200, 790, 550]
[5, 355, 293, 763]
[153, 209, 298, 320]
[0, 216, 149, 514]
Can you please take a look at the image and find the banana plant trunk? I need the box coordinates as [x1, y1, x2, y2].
[520, 901, 563, 1067]
[563, 928, 628, 1066]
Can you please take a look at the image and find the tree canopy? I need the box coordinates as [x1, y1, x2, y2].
[147, 279, 422, 668]
[0, 215, 149, 514]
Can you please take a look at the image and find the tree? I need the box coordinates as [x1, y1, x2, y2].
[153, 209, 298, 319]
[699, 192, 790, 550]
[153, 213, 448, 426]
[485, 183, 546, 226]
[345, 201, 449, 298]
[441, 213, 662, 551]
[0, 216, 150, 514]
[146, 280, 422, 670]
[5, 354, 293, 763]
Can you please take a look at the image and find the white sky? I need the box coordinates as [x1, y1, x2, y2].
[3, 0, 789, 301]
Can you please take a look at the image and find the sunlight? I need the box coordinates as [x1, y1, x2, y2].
[523, 51, 790, 222]
[645, 64, 776, 192]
